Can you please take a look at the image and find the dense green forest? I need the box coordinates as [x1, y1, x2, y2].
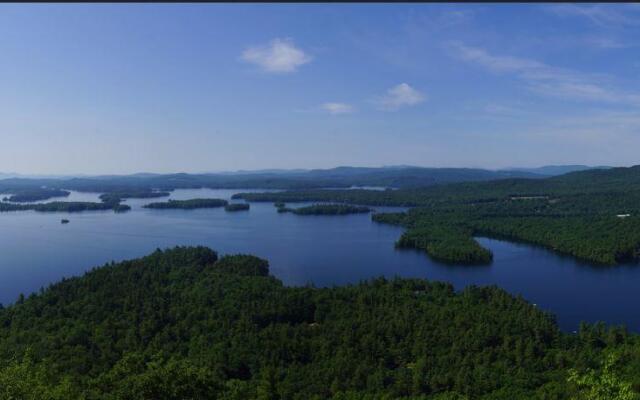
[375, 213, 493, 265]
[237, 166, 640, 265]
[0, 246, 638, 399]
[225, 203, 250, 212]
[143, 198, 229, 209]
[1, 188, 70, 202]
[278, 204, 372, 216]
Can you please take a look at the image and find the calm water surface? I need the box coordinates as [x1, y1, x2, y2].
[0, 188, 638, 331]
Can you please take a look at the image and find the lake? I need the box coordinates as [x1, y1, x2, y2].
[0, 188, 638, 331]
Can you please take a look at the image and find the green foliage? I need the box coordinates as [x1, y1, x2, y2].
[0, 350, 79, 399]
[568, 353, 638, 400]
[214, 255, 269, 276]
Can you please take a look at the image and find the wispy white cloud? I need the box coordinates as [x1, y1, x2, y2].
[321, 102, 354, 115]
[584, 37, 629, 49]
[528, 110, 640, 152]
[545, 4, 640, 27]
[529, 82, 640, 105]
[483, 103, 524, 116]
[374, 83, 425, 111]
[448, 42, 640, 106]
[408, 8, 476, 32]
[448, 43, 546, 73]
[241, 38, 311, 73]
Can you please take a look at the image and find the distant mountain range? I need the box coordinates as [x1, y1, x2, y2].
[505, 165, 612, 176]
[0, 165, 615, 192]
[205, 164, 612, 178]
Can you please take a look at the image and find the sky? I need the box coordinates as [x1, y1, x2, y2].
[1, 4, 639, 175]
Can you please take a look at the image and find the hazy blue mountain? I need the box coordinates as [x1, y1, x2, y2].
[1, 165, 625, 194]
[506, 165, 611, 176]
[0, 166, 545, 192]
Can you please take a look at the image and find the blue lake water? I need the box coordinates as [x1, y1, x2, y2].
[0, 188, 639, 332]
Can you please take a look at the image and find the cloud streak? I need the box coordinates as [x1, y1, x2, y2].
[321, 102, 354, 115]
[545, 4, 640, 28]
[374, 83, 425, 111]
[241, 38, 311, 73]
[448, 42, 640, 106]
[585, 37, 629, 49]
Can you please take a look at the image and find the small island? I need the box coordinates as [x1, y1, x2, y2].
[60, 219, 70, 224]
[6, 188, 70, 203]
[143, 198, 228, 209]
[113, 204, 132, 213]
[99, 190, 171, 203]
[278, 204, 371, 215]
[224, 203, 250, 212]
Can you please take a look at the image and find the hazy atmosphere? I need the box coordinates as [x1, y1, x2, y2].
[2, 3, 639, 174]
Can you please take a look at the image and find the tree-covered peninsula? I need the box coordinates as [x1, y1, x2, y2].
[0, 246, 638, 399]
[278, 204, 371, 215]
[143, 198, 229, 209]
[225, 203, 250, 211]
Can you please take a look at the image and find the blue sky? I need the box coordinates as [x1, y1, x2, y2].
[1, 4, 639, 174]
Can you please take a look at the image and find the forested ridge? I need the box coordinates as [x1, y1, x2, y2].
[237, 166, 640, 265]
[1, 246, 639, 399]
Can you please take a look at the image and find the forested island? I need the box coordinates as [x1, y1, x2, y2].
[0, 189, 160, 214]
[0, 246, 637, 399]
[143, 198, 229, 209]
[0, 201, 130, 213]
[277, 203, 372, 215]
[2, 188, 70, 203]
[225, 203, 250, 212]
[236, 166, 640, 265]
[99, 190, 171, 203]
